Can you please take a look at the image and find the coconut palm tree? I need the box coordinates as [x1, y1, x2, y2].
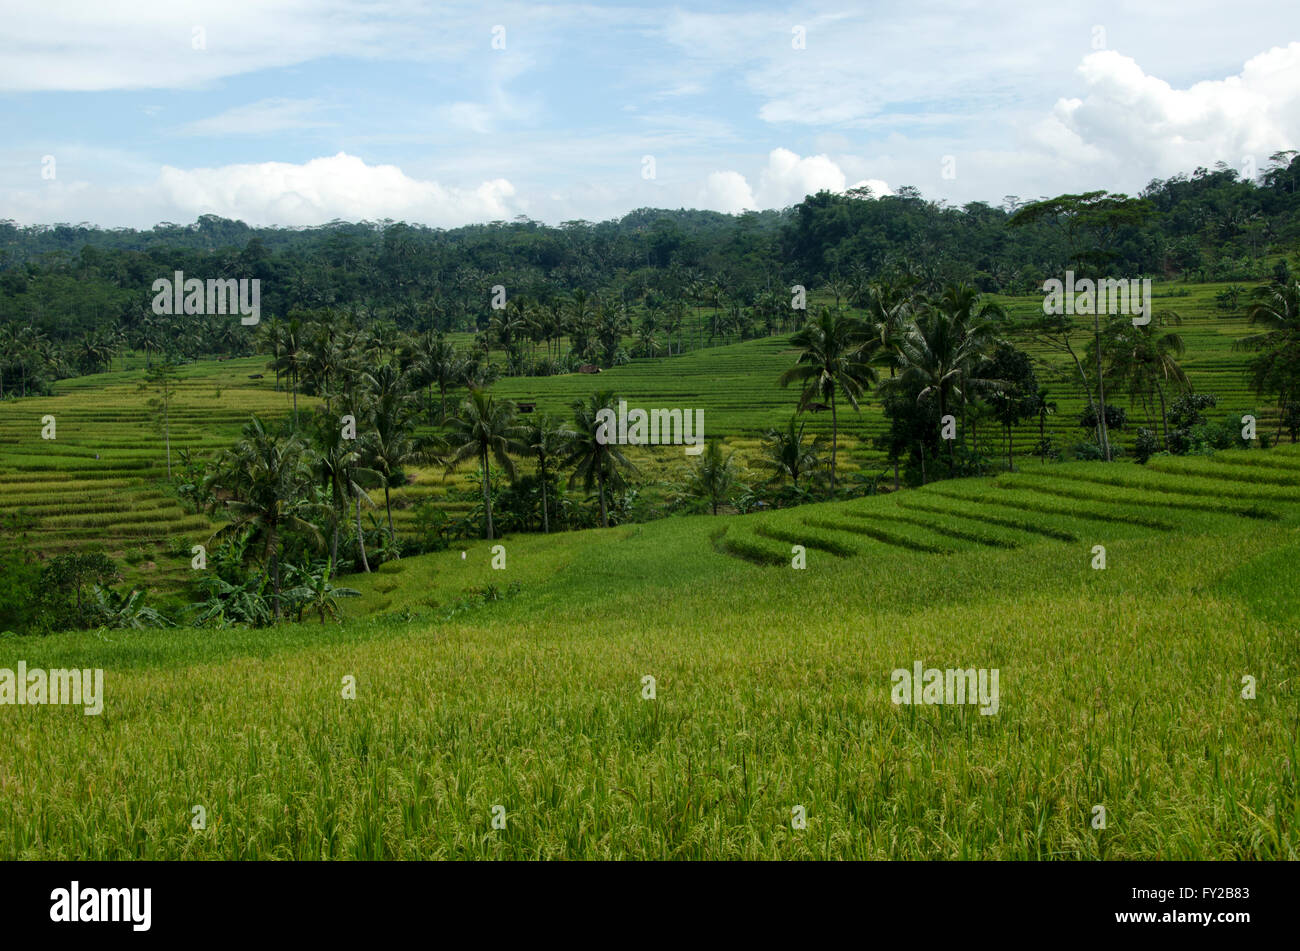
[311, 410, 380, 570]
[564, 390, 638, 528]
[756, 416, 823, 488]
[359, 368, 436, 547]
[684, 439, 737, 514]
[520, 413, 571, 533]
[1034, 387, 1058, 458]
[207, 417, 323, 619]
[268, 317, 305, 427]
[443, 389, 525, 540]
[778, 306, 874, 493]
[567, 290, 594, 360]
[861, 279, 915, 378]
[1106, 311, 1188, 446]
[1238, 280, 1300, 441]
[409, 332, 464, 422]
[895, 284, 1003, 460]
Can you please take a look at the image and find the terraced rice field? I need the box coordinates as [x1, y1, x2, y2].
[0, 281, 1279, 596]
[8, 441, 1295, 858]
[0, 358, 311, 593]
[716, 445, 1298, 568]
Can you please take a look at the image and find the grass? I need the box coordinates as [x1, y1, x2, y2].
[2, 443, 1299, 858]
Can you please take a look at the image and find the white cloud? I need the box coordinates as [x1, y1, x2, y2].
[156, 153, 517, 226]
[848, 179, 893, 198]
[700, 149, 892, 213]
[1041, 44, 1300, 178]
[1, 152, 519, 228]
[699, 171, 754, 213]
[0, 0, 397, 92]
[755, 148, 846, 206]
[175, 99, 330, 137]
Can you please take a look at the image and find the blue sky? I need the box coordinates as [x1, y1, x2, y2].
[3, 0, 1299, 227]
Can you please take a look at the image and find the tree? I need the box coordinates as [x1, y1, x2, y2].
[564, 390, 638, 528]
[268, 316, 305, 427]
[1105, 311, 1188, 446]
[407, 331, 463, 422]
[284, 560, 361, 623]
[207, 417, 323, 619]
[684, 439, 738, 514]
[310, 410, 380, 569]
[1238, 280, 1300, 442]
[40, 551, 120, 629]
[979, 342, 1039, 470]
[443, 389, 524, 540]
[1034, 387, 1058, 458]
[361, 374, 437, 548]
[756, 416, 822, 488]
[137, 358, 181, 477]
[87, 584, 173, 629]
[778, 306, 874, 493]
[1009, 191, 1153, 461]
[0, 517, 45, 633]
[519, 413, 570, 533]
[895, 284, 1002, 463]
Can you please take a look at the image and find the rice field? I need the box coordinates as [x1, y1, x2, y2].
[1, 439, 1298, 858]
[0, 280, 1279, 597]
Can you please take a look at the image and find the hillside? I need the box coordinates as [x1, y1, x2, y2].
[0, 278, 1279, 600]
[3, 444, 1297, 858]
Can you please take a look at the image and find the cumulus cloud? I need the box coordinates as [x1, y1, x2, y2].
[155, 153, 517, 226]
[700, 149, 892, 212]
[1, 152, 518, 228]
[1040, 43, 1300, 180]
[699, 170, 755, 213]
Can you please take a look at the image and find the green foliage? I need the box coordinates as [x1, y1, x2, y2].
[39, 550, 121, 630]
[0, 516, 47, 634]
[677, 440, 738, 515]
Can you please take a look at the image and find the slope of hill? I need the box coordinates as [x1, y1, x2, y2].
[0, 279, 1278, 598]
[2, 445, 1297, 859]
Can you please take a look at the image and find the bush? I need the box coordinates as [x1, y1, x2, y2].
[1134, 428, 1160, 464]
[1067, 440, 1105, 462]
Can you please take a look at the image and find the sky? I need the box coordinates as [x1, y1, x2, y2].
[2, 0, 1299, 229]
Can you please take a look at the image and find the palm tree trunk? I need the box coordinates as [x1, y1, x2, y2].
[384, 483, 396, 549]
[540, 458, 550, 533]
[355, 493, 370, 573]
[483, 450, 494, 540]
[829, 390, 838, 495]
[598, 469, 608, 527]
[271, 548, 281, 620]
[1156, 382, 1170, 448]
[1093, 313, 1111, 460]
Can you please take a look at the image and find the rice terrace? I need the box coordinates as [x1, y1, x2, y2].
[1, 4, 1300, 911]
